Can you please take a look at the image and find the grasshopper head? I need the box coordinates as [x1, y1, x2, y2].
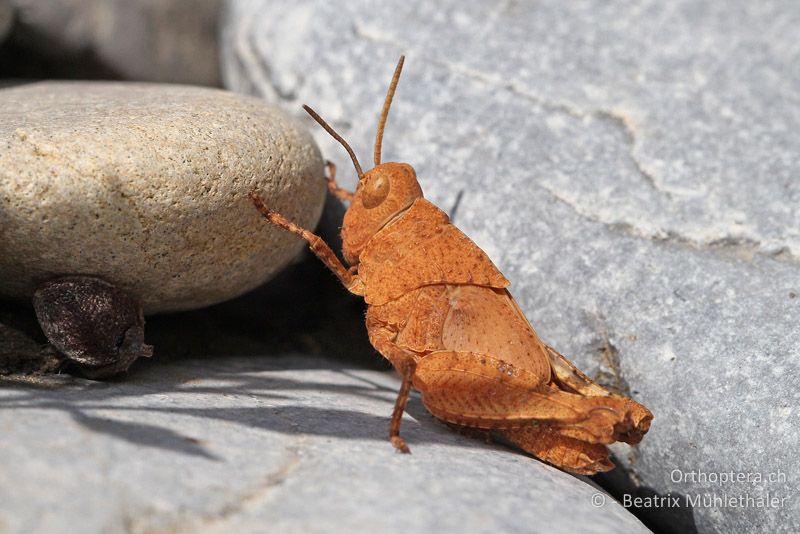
[340, 161, 422, 264]
[304, 56, 423, 265]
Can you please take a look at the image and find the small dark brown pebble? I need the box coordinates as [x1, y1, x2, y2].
[33, 276, 153, 378]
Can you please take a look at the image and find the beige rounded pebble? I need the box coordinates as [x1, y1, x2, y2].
[0, 82, 326, 313]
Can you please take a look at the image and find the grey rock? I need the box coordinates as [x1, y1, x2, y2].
[0, 355, 649, 534]
[6, 0, 221, 85]
[221, 1, 800, 532]
[0, 82, 326, 313]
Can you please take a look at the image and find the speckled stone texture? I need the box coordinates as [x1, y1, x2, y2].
[0, 355, 649, 534]
[0, 82, 326, 313]
[221, 1, 800, 532]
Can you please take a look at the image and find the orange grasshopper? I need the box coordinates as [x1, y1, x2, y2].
[249, 57, 652, 474]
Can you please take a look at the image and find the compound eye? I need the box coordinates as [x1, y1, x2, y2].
[361, 173, 390, 208]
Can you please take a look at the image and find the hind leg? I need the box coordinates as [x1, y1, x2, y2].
[545, 345, 652, 444]
[412, 351, 652, 445]
[545, 344, 611, 397]
[498, 427, 615, 475]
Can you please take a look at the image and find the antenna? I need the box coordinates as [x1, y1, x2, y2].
[373, 55, 405, 166]
[303, 104, 364, 179]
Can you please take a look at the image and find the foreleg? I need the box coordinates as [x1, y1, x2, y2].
[249, 190, 364, 295]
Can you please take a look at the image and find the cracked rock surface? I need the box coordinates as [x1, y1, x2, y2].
[0, 356, 647, 533]
[221, 1, 800, 532]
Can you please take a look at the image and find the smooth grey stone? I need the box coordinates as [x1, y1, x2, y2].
[0, 355, 649, 534]
[220, 1, 800, 532]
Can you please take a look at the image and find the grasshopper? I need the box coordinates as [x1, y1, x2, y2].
[249, 57, 652, 475]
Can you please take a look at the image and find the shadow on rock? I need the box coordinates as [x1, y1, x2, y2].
[595, 465, 699, 534]
[0, 356, 488, 460]
[1, 193, 385, 376]
[69, 408, 220, 460]
[146, 193, 386, 372]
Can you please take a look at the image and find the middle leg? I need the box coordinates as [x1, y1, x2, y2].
[324, 160, 355, 201]
[367, 320, 423, 453]
[389, 359, 416, 453]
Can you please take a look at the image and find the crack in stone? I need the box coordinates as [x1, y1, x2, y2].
[540, 182, 800, 265]
[433, 65, 675, 197]
[142, 439, 304, 534]
[592, 109, 671, 199]
[255, 16, 790, 266]
[351, 19, 672, 200]
[348, 20, 799, 266]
